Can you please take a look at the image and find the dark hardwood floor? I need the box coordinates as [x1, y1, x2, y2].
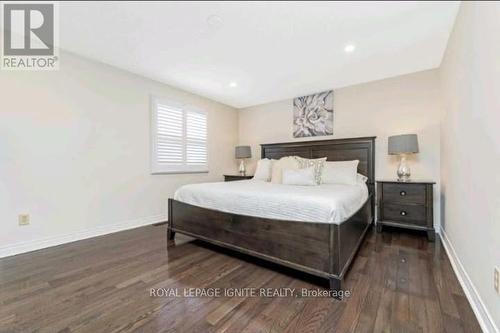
[0, 225, 481, 333]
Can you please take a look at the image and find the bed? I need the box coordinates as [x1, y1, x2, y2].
[167, 137, 375, 295]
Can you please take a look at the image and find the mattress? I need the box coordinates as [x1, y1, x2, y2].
[173, 179, 369, 224]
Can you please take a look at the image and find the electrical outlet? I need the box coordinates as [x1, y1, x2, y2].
[495, 267, 499, 295]
[18, 214, 30, 226]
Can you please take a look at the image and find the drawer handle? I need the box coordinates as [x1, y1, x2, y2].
[400, 211, 407, 216]
[400, 191, 407, 196]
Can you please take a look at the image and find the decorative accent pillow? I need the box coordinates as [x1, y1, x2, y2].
[293, 156, 327, 185]
[282, 166, 316, 186]
[271, 156, 299, 184]
[322, 160, 360, 185]
[253, 158, 273, 181]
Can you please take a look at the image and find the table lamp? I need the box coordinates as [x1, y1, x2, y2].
[388, 134, 419, 182]
[235, 146, 252, 175]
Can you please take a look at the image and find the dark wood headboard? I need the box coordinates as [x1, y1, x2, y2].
[260, 136, 376, 191]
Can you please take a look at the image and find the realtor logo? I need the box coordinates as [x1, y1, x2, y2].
[1, 2, 59, 70]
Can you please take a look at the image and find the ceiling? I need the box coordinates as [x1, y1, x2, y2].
[59, 1, 460, 108]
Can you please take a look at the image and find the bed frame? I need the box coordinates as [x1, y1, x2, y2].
[167, 136, 375, 295]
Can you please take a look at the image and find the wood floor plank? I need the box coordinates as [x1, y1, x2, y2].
[0, 225, 482, 333]
[239, 279, 308, 333]
[453, 294, 483, 333]
[408, 251, 427, 332]
[213, 274, 292, 333]
[373, 287, 394, 333]
[354, 247, 384, 332]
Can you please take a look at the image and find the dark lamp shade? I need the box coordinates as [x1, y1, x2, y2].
[388, 134, 419, 155]
[235, 146, 252, 159]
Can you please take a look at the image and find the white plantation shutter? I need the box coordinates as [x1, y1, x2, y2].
[156, 104, 184, 166]
[151, 97, 208, 173]
[186, 111, 208, 166]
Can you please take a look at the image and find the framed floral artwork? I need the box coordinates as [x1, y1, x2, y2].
[293, 90, 333, 138]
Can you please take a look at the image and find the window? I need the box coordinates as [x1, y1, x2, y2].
[151, 97, 208, 174]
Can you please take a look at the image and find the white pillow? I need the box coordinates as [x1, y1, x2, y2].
[322, 160, 360, 185]
[282, 166, 316, 186]
[271, 156, 299, 184]
[294, 156, 327, 185]
[253, 158, 273, 181]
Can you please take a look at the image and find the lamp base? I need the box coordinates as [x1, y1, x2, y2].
[397, 176, 411, 182]
[397, 155, 411, 182]
[238, 160, 246, 176]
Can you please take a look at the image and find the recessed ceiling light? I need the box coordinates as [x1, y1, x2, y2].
[344, 44, 356, 53]
[207, 15, 223, 29]
[229, 82, 238, 88]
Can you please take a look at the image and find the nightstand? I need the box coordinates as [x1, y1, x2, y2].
[376, 180, 435, 241]
[224, 174, 253, 182]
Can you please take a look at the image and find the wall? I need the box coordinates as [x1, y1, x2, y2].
[239, 70, 442, 229]
[0, 51, 238, 257]
[439, 2, 500, 331]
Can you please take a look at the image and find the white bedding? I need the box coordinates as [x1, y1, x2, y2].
[173, 179, 369, 224]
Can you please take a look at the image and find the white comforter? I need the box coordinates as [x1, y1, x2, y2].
[173, 179, 368, 224]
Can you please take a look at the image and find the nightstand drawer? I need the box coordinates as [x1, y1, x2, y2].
[383, 183, 426, 204]
[381, 203, 426, 225]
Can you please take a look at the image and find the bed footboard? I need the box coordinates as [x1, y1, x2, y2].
[168, 199, 332, 277]
[167, 196, 372, 285]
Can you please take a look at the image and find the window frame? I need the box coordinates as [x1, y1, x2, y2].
[150, 96, 208, 174]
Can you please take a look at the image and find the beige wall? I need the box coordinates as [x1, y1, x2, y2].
[239, 70, 442, 229]
[440, 2, 500, 330]
[0, 51, 238, 256]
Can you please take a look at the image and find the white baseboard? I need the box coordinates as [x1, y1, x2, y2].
[0, 214, 167, 259]
[440, 230, 499, 333]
